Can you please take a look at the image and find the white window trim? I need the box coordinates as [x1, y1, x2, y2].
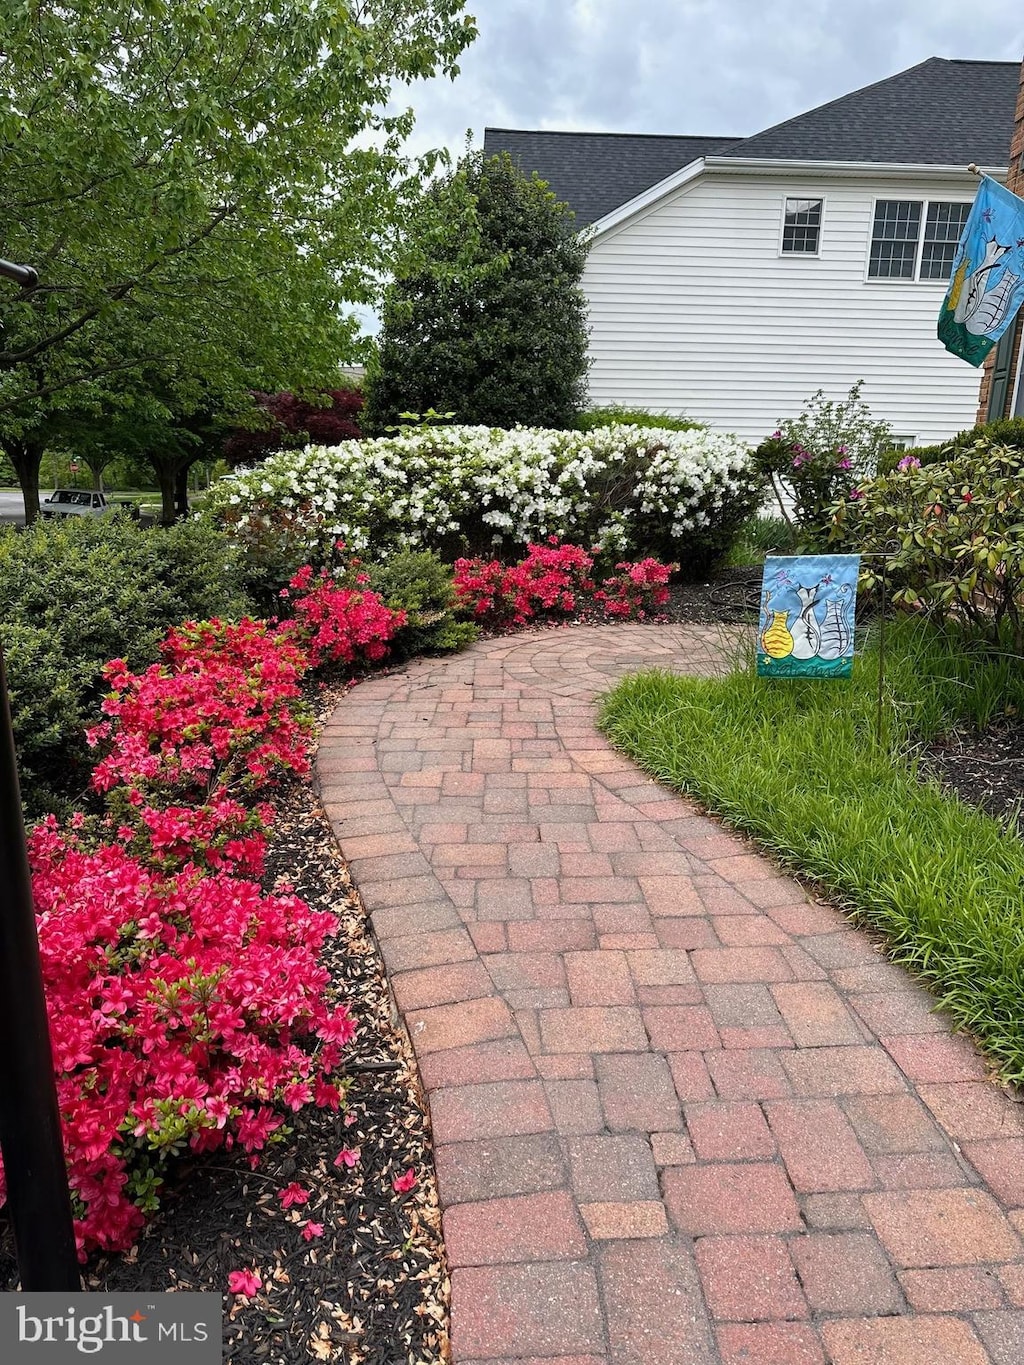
[863, 197, 971, 285]
[778, 194, 825, 258]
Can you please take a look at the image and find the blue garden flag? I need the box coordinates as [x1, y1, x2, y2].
[758, 555, 860, 679]
[937, 175, 1024, 367]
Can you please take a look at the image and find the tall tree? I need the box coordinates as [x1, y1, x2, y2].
[0, 0, 476, 519]
[365, 151, 591, 432]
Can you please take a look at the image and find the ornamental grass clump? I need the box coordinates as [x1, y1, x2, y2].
[207, 422, 761, 575]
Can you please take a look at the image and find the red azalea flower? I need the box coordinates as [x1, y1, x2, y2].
[228, 1269, 261, 1297]
[278, 1182, 310, 1209]
[392, 1168, 417, 1194]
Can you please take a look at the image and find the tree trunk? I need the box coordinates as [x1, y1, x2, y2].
[155, 462, 177, 526]
[174, 465, 190, 520]
[3, 438, 45, 525]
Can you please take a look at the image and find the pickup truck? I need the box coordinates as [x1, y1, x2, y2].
[40, 489, 115, 519]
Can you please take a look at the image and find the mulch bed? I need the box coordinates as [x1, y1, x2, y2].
[2, 572, 1020, 1364]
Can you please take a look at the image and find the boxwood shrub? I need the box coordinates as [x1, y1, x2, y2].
[0, 516, 251, 815]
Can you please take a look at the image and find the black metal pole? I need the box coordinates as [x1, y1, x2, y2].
[0, 640, 80, 1289]
[0, 258, 38, 290]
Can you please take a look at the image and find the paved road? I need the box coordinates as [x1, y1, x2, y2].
[0, 490, 25, 524]
[320, 623, 1024, 1365]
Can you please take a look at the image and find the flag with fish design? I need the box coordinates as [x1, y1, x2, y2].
[937, 175, 1024, 367]
[758, 555, 861, 679]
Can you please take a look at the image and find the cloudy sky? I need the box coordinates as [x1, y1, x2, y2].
[402, 0, 1023, 158]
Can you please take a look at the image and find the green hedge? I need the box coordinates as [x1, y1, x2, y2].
[0, 517, 251, 815]
[878, 416, 1024, 473]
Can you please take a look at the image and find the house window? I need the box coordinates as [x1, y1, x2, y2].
[868, 199, 971, 281]
[920, 202, 971, 279]
[782, 198, 823, 254]
[888, 436, 917, 451]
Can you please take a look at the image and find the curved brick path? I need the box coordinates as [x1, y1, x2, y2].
[318, 624, 1024, 1365]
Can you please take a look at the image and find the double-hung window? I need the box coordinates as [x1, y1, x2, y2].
[781, 197, 823, 255]
[867, 200, 971, 280]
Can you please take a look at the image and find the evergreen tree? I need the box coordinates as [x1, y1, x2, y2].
[366, 152, 590, 431]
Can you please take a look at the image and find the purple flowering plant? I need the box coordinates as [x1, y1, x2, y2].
[753, 382, 893, 543]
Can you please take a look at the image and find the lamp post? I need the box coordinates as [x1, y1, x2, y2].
[0, 256, 81, 1289]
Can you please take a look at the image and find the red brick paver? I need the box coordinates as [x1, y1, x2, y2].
[318, 624, 1024, 1362]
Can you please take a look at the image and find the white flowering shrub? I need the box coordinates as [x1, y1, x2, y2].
[206, 424, 762, 581]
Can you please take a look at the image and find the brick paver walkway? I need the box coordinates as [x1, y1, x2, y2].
[318, 623, 1024, 1364]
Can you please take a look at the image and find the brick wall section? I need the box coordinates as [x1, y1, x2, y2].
[976, 57, 1024, 422]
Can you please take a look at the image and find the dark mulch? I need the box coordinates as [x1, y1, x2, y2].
[921, 719, 1024, 833]
[0, 703, 448, 1365]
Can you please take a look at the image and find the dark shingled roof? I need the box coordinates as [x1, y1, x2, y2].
[484, 58, 1020, 225]
[481, 129, 739, 226]
[727, 58, 1019, 165]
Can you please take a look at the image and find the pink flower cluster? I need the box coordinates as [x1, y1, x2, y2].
[281, 565, 406, 669]
[0, 563, 401, 1259]
[22, 818, 353, 1257]
[593, 557, 673, 618]
[89, 618, 313, 797]
[454, 540, 673, 628]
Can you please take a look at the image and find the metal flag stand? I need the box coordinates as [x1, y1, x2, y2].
[0, 255, 81, 1289]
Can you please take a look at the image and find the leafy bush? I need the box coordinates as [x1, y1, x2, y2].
[280, 565, 407, 670]
[364, 549, 477, 655]
[755, 382, 893, 542]
[208, 423, 762, 576]
[0, 518, 251, 815]
[877, 416, 1024, 473]
[453, 540, 673, 627]
[223, 388, 363, 467]
[830, 439, 1024, 649]
[574, 406, 704, 434]
[4, 555, 419, 1257]
[364, 151, 589, 433]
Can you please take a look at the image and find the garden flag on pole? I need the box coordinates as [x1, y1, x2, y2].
[937, 175, 1024, 367]
[758, 555, 860, 679]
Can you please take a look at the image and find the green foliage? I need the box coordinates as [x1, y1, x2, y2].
[722, 515, 796, 567]
[364, 550, 476, 655]
[877, 416, 1024, 473]
[0, 1, 477, 517]
[207, 423, 762, 575]
[573, 407, 704, 434]
[599, 617, 1024, 1083]
[0, 517, 251, 814]
[830, 439, 1024, 650]
[755, 383, 893, 542]
[365, 151, 590, 432]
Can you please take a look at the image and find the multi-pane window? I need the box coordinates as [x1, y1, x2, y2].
[868, 201, 921, 278]
[868, 200, 971, 281]
[920, 202, 971, 279]
[782, 198, 823, 254]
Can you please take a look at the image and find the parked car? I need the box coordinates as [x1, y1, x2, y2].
[40, 489, 111, 519]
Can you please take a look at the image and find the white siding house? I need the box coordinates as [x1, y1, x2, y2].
[486, 57, 1021, 446]
[583, 160, 994, 445]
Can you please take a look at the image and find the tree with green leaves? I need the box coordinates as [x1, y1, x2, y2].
[0, 0, 476, 520]
[365, 151, 591, 432]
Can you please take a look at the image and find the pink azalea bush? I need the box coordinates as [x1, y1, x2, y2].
[0, 561, 411, 1259]
[454, 539, 673, 627]
[280, 564, 406, 669]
